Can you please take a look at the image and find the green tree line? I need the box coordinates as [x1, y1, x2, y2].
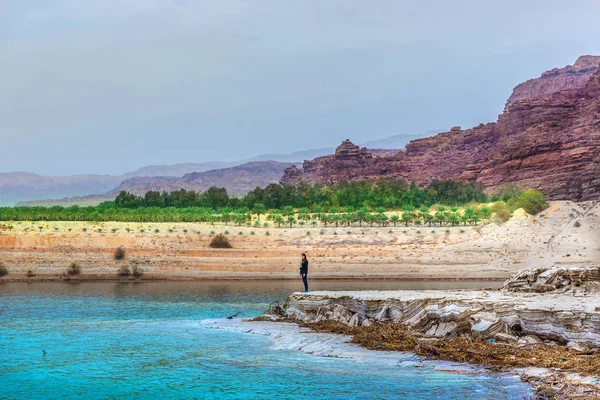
[0, 180, 546, 223]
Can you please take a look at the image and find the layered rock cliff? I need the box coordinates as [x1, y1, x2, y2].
[285, 267, 600, 347]
[281, 57, 600, 201]
[505, 55, 600, 110]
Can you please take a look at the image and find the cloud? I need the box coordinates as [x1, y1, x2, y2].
[1, 0, 600, 174]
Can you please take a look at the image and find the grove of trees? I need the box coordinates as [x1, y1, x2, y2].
[0, 180, 546, 225]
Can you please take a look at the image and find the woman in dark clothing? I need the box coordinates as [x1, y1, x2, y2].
[300, 253, 309, 292]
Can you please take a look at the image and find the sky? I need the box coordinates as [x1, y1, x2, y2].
[1, 0, 600, 176]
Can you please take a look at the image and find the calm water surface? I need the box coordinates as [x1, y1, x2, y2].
[0, 280, 529, 399]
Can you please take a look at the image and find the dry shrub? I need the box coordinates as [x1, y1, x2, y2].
[209, 233, 232, 249]
[301, 321, 600, 376]
[117, 266, 131, 276]
[114, 247, 126, 260]
[132, 266, 144, 279]
[67, 263, 81, 275]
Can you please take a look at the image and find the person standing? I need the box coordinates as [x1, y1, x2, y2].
[300, 253, 309, 292]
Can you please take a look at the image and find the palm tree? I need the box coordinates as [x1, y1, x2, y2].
[287, 215, 296, 227]
[401, 211, 412, 227]
[274, 215, 284, 228]
[434, 211, 445, 226]
[252, 203, 266, 221]
[390, 215, 400, 227]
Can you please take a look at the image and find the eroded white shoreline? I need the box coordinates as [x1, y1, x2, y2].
[200, 318, 531, 395]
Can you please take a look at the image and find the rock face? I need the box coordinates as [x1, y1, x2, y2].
[281, 56, 600, 201]
[505, 55, 600, 110]
[285, 288, 600, 347]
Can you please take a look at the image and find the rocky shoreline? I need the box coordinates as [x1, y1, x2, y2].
[279, 266, 600, 399]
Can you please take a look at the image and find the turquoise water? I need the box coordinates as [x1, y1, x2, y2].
[0, 281, 530, 399]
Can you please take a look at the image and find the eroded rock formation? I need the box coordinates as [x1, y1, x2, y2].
[284, 267, 600, 347]
[502, 265, 600, 293]
[505, 55, 600, 110]
[281, 57, 600, 201]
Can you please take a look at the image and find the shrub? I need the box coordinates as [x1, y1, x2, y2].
[27, 269, 35, 277]
[238, 231, 243, 235]
[265, 231, 270, 236]
[114, 247, 126, 261]
[445, 229, 450, 234]
[491, 201, 512, 222]
[118, 266, 131, 276]
[132, 266, 144, 279]
[67, 263, 81, 275]
[154, 229, 160, 234]
[209, 233, 232, 248]
[574, 221, 581, 228]
[0, 263, 8, 276]
[250, 231, 255, 235]
[507, 190, 547, 215]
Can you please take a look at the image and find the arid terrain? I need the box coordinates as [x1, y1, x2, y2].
[1, 201, 598, 281]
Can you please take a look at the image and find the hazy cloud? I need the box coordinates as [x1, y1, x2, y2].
[1, 0, 599, 175]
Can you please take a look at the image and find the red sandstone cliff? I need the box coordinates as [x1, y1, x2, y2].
[281, 57, 600, 201]
[505, 55, 599, 110]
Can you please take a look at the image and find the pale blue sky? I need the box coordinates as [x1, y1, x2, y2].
[2, 0, 600, 175]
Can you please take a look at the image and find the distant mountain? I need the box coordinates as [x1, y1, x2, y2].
[244, 148, 335, 163]
[114, 161, 294, 196]
[243, 132, 439, 163]
[3, 131, 440, 205]
[19, 161, 295, 206]
[0, 172, 122, 206]
[361, 130, 443, 149]
[1, 162, 239, 206]
[123, 161, 236, 179]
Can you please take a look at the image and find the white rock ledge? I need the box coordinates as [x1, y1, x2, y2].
[284, 290, 600, 347]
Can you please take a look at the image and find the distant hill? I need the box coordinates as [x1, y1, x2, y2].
[1, 162, 237, 206]
[19, 161, 295, 206]
[114, 161, 294, 196]
[361, 130, 443, 149]
[3, 131, 439, 206]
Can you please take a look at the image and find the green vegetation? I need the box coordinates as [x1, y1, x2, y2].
[0, 263, 8, 276]
[507, 190, 547, 215]
[66, 263, 81, 276]
[0, 182, 546, 228]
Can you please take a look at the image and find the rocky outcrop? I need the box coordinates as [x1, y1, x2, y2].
[281, 56, 600, 201]
[505, 55, 600, 110]
[285, 273, 600, 347]
[502, 266, 600, 293]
